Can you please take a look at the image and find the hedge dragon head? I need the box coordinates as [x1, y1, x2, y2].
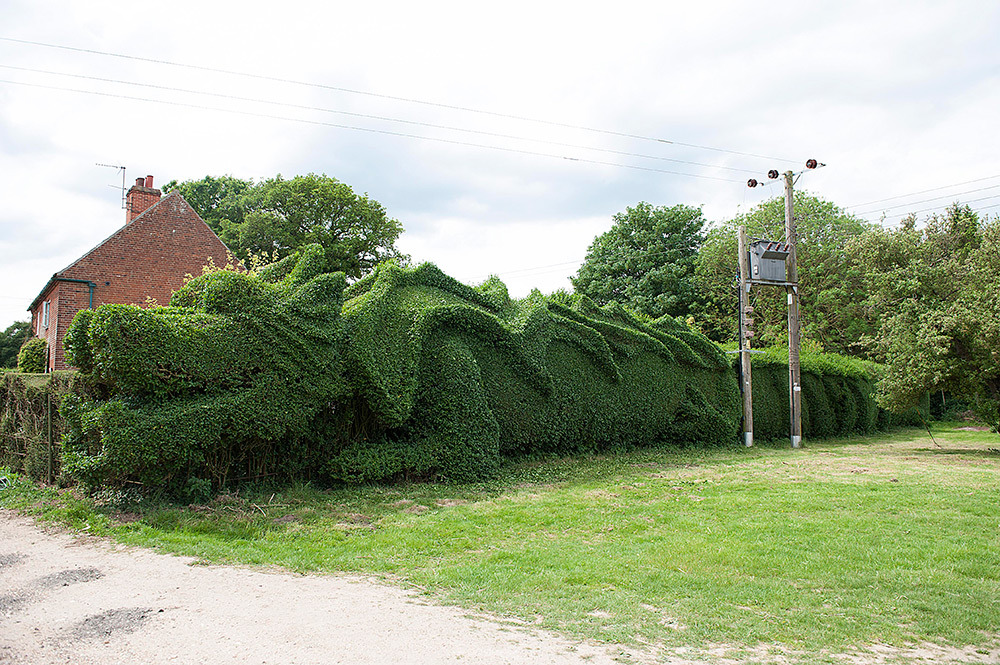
[62, 244, 348, 490]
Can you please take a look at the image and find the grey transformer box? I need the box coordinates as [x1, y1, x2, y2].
[748, 240, 790, 283]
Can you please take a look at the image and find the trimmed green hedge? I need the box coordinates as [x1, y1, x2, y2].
[734, 347, 928, 441]
[53, 244, 930, 493]
[61, 245, 348, 492]
[58, 247, 740, 491]
[0, 371, 88, 482]
[330, 261, 740, 482]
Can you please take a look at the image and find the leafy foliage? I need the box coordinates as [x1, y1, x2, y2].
[0, 321, 30, 368]
[695, 193, 873, 352]
[572, 202, 706, 320]
[736, 346, 924, 441]
[165, 173, 406, 278]
[853, 205, 1000, 427]
[61, 244, 349, 490]
[59, 246, 741, 491]
[55, 236, 921, 493]
[1, 371, 88, 481]
[161, 174, 250, 231]
[333, 261, 740, 483]
[16, 338, 47, 374]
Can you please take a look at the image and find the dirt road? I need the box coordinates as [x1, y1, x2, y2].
[0, 511, 644, 665]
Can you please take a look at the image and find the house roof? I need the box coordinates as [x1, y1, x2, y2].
[27, 192, 222, 312]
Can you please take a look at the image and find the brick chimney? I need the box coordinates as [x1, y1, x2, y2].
[126, 175, 161, 223]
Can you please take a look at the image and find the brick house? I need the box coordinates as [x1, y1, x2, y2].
[27, 175, 233, 371]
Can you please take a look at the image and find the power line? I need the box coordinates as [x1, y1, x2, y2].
[844, 174, 1000, 209]
[852, 184, 1000, 216]
[972, 202, 1000, 215]
[876, 195, 1000, 221]
[0, 35, 800, 165]
[0, 64, 760, 175]
[0, 78, 745, 183]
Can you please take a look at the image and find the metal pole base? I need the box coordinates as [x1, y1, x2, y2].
[744, 432, 753, 447]
[791, 435, 801, 448]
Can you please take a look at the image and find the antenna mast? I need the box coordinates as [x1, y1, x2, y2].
[96, 163, 127, 209]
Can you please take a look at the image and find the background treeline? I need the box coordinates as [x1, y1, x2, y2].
[573, 195, 1000, 428]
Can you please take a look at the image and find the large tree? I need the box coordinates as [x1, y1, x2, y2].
[165, 173, 405, 278]
[0, 320, 30, 369]
[572, 202, 706, 320]
[695, 193, 873, 353]
[853, 204, 1000, 427]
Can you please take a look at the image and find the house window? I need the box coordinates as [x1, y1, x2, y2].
[42, 301, 50, 329]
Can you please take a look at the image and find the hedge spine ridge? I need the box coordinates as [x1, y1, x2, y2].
[60, 246, 742, 489]
[333, 260, 740, 481]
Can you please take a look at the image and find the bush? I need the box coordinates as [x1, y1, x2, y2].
[0, 371, 89, 482]
[61, 247, 740, 491]
[330, 262, 739, 482]
[734, 346, 927, 441]
[61, 244, 348, 492]
[57, 245, 929, 493]
[16, 338, 47, 374]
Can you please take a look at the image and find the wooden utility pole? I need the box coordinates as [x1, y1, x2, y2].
[737, 225, 753, 447]
[783, 171, 802, 448]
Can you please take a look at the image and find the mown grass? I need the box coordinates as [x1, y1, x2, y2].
[3, 423, 999, 664]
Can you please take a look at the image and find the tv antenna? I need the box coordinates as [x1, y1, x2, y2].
[96, 163, 127, 209]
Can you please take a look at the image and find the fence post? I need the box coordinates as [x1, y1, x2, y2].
[47, 391, 53, 484]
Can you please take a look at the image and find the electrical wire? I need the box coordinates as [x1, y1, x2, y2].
[872, 194, 1000, 221]
[0, 64, 761, 175]
[844, 174, 1000, 209]
[0, 78, 748, 183]
[852, 184, 1000, 216]
[972, 202, 1000, 215]
[0, 36, 801, 164]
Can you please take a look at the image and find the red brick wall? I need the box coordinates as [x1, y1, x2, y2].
[28, 283, 64, 371]
[29, 280, 92, 371]
[127, 183, 161, 223]
[34, 192, 233, 371]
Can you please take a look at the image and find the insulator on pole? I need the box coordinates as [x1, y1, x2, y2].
[767, 169, 779, 179]
[747, 178, 758, 188]
[806, 159, 818, 169]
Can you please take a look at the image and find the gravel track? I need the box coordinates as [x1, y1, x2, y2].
[0, 511, 648, 665]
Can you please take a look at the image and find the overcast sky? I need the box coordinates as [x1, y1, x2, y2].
[1, 1, 998, 330]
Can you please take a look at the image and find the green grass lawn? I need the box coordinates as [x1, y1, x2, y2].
[3, 423, 999, 664]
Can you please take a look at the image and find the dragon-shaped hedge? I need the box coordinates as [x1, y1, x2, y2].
[62, 245, 740, 490]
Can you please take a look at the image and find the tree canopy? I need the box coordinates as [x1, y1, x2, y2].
[0, 321, 30, 369]
[852, 204, 1000, 427]
[694, 192, 874, 353]
[164, 173, 406, 279]
[571, 202, 706, 320]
